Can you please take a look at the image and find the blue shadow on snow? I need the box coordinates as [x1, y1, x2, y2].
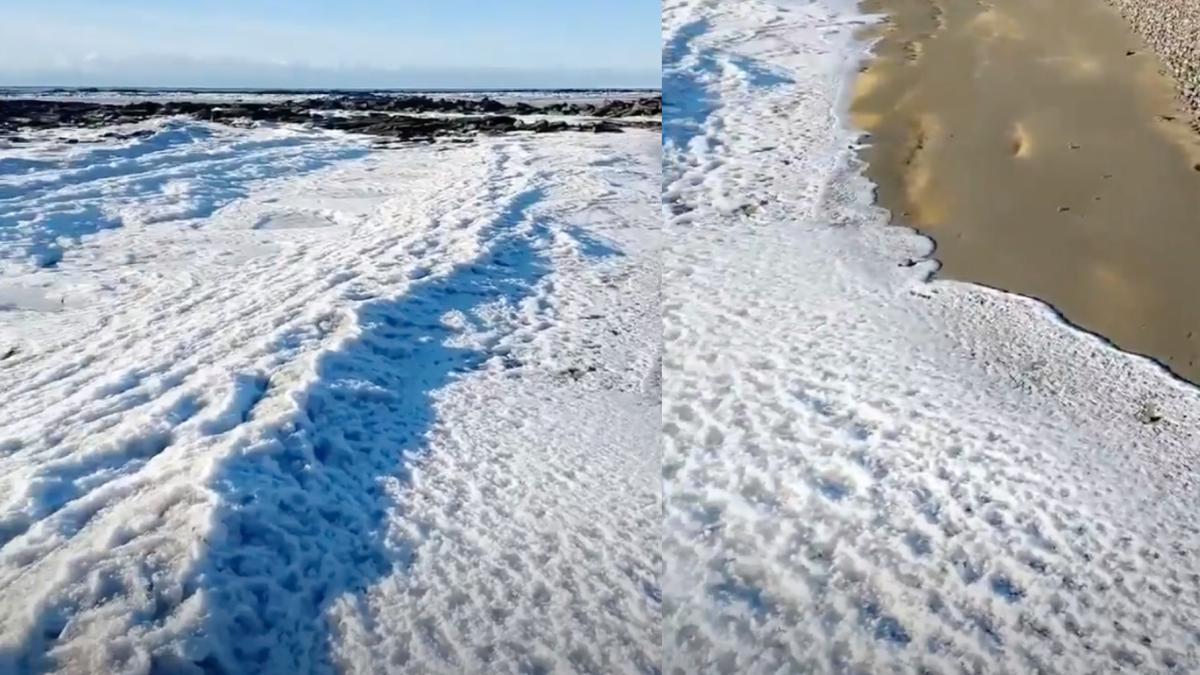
[663, 20, 719, 153]
[661, 20, 794, 154]
[157, 190, 552, 674]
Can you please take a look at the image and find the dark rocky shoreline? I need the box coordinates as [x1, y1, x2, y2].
[0, 94, 662, 142]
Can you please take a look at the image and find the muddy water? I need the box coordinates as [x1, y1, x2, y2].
[852, 0, 1200, 383]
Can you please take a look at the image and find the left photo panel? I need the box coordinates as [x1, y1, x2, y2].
[0, 1, 662, 673]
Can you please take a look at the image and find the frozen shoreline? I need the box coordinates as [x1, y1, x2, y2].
[663, 0, 1200, 671]
[0, 122, 661, 672]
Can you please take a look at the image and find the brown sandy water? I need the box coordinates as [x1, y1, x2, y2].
[852, 0, 1200, 383]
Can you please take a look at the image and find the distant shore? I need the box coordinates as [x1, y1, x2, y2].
[0, 86, 660, 104]
[0, 93, 662, 143]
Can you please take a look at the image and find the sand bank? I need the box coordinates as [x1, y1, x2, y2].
[1102, 0, 1200, 119]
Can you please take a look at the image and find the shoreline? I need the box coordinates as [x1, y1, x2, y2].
[662, 0, 1200, 669]
[834, 0, 1200, 398]
[851, 0, 1200, 384]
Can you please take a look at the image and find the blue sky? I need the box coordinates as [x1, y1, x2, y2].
[0, 1, 660, 89]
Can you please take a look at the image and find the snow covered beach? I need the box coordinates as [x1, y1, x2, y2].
[663, 0, 1200, 672]
[0, 105, 660, 672]
[7, 0, 1200, 671]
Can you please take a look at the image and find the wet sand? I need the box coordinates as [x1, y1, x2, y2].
[852, 0, 1200, 383]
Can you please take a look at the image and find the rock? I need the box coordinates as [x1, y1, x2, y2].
[529, 119, 569, 133]
[475, 97, 505, 113]
[587, 121, 625, 133]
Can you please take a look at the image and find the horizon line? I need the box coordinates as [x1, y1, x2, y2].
[0, 85, 661, 93]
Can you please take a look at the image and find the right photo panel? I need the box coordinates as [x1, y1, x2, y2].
[663, 0, 1200, 671]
